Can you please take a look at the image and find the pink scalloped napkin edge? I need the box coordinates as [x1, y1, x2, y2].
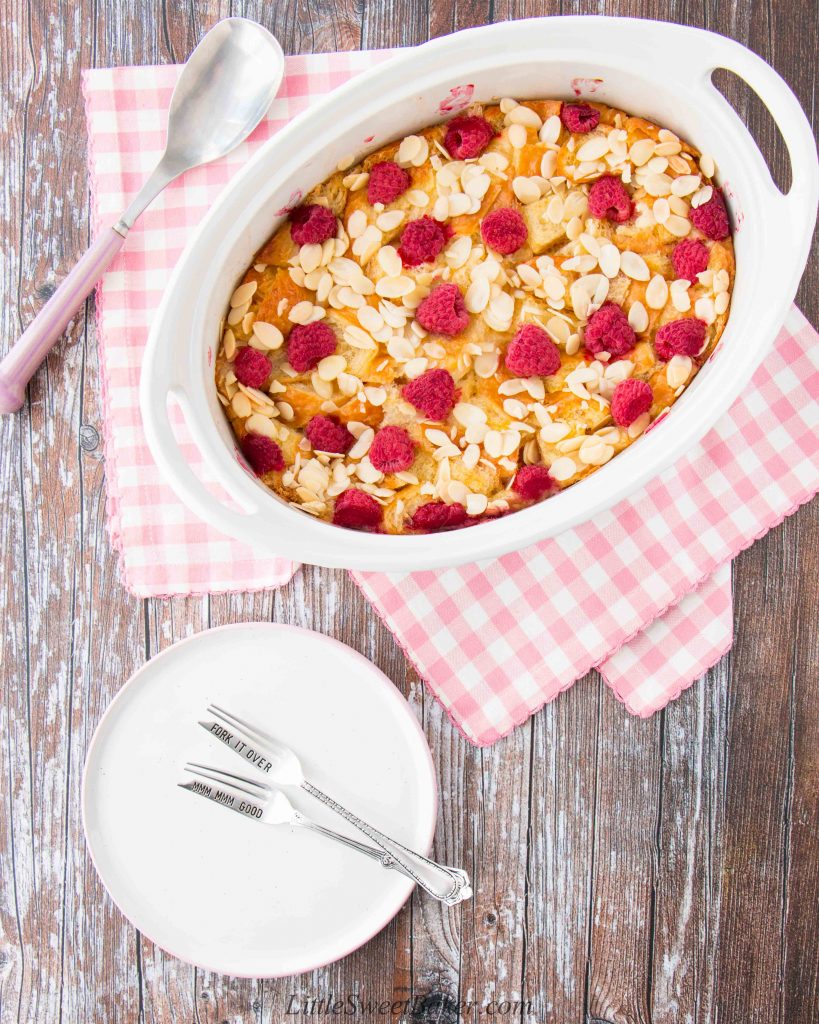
[83, 52, 818, 745]
[353, 311, 818, 744]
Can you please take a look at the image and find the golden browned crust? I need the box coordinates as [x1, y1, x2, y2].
[214, 98, 734, 532]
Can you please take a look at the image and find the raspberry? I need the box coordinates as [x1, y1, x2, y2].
[403, 368, 457, 420]
[369, 426, 415, 473]
[333, 488, 382, 529]
[505, 323, 561, 377]
[415, 283, 470, 337]
[689, 188, 730, 240]
[480, 208, 528, 256]
[398, 216, 448, 267]
[588, 175, 633, 223]
[408, 500, 468, 532]
[610, 378, 653, 427]
[233, 346, 272, 389]
[654, 318, 707, 361]
[443, 116, 495, 159]
[289, 204, 338, 246]
[584, 302, 636, 357]
[512, 465, 555, 501]
[241, 433, 284, 476]
[560, 103, 600, 134]
[367, 161, 411, 205]
[304, 414, 354, 454]
[672, 239, 710, 281]
[287, 322, 337, 373]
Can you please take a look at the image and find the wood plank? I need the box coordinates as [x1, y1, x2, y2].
[703, 2, 818, 1020]
[456, 727, 532, 1024]
[0, 3, 39, 1019]
[710, 520, 798, 1022]
[784, 499, 819, 1023]
[649, 659, 730, 1024]
[73, 0, 202, 1018]
[0, 1, 144, 1022]
[523, 676, 600, 1023]
[584, 701, 661, 1024]
[408, 688, 466, 1020]
[239, 0, 361, 54]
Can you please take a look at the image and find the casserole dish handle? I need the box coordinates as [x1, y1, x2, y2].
[696, 36, 818, 276]
[140, 336, 263, 540]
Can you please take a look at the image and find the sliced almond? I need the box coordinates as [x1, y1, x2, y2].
[245, 413, 278, 439]
[671, 174, 701, 197]
[540, 150, 558, 178]
[645, 274, 669, 310]
[576, 136, 610, 162]
[629, 138, 656, 166]
[473, 352, 499, 378]
[549, 456, 577, 482]
[628, 300, 649, 333]
[508, 123, 527, 149]
[513, 176, 542, 204]
[347, 209, 368, 239]
[231, 392, 252, 418]
[376, 275, 415, 298]
[288, 300, 316, 324]
[252, 321, 284, 350]
[465, 277, 491, 313]
[666, 355, 692, 389]
[699, 153, 716, 178]
[508, 104, 542, 129]
[597, 243, 621, 278]
[317, 354, 346, 381]
[230, 281, 257, 308]
[407, 189, 430, 207]
[620, 251, 650, 281]
[644, 172, 674, 197]
[376, 210, 405, 232]
[665, 214, 691, 237]
[539, 114, 562, 145]
[364, 385, 387, 406]
[466, 493, 488, 516]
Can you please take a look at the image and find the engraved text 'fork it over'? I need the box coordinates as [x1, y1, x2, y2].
[201, 720, 274, 773]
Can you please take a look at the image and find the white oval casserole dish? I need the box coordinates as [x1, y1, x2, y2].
[140, 17, 818, 571]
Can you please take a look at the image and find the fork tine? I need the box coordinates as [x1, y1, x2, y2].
[184, 763, 268, 799]
[184, 766, 259, 800]
[208, 703, 277, 747]
[186, 760, 270, 791]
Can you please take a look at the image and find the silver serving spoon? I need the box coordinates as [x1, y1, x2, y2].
[0, 18, 284, 414]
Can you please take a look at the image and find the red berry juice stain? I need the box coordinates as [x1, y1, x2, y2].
[570, 77, 604, 96]
[438, 84, 474, 114]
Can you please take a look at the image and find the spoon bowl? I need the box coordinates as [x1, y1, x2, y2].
[164, 18, 283, 171]
[117, 19, 284, 229]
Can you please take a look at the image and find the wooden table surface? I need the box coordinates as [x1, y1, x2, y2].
[1, 2, 817, 1022]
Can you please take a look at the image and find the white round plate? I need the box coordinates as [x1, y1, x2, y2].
[82, 623, 437, 977]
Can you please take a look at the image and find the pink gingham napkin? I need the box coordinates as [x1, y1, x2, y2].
[83, 52, 818, 745]
[83, 51, 392, 596]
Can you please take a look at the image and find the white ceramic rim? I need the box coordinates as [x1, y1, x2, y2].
[140, 16, 818, 572]
[81, 622, 438, 977]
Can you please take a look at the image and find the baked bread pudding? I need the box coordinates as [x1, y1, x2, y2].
[214, 98, 734, 533]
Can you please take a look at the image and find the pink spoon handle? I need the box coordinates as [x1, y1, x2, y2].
[0, 226, 126, 414]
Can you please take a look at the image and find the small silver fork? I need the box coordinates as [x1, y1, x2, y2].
[199, 703, 472, 905]
[180, 763, 432, 881]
